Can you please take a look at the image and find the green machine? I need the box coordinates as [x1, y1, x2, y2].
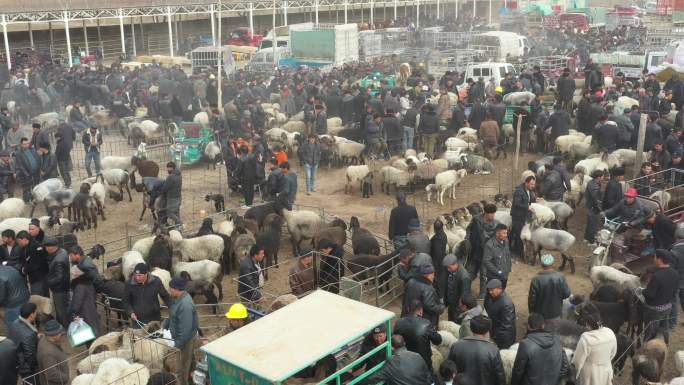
[201, 290, 394, 385]
[169, 122, 214, 166]
[359, 71, 396, 96]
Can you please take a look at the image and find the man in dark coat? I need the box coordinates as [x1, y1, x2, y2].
[237, 146, 258, 207]
[123, 262, 172, 327]
[394, 299, 442, 370]
[469, 99, 486, 131]
[603, 167, 624, 211]
[448, 315, 506, 385]
[15, 138, 40, 202]
[487, 94, 506, 128]
[82, 126, 102, 178]
[68, 246, 101, 336]
[0, 335, 17, 385]
[36, 143, 58, 182]
[467, 203, 499, 298]
[29, 123, 50, 151]
[383, 110, 403, 153]
[556, 69, 576, 114]
[484, 279, 517, 349]
[430, 220, 448, 295]
[363, 335, 433, 385]
[54, 123, 75, 188]
[441, 254, 471, 322]
[406, 218, 430, 255]
[314, 104, 327, 135]
[585, 170, 604, 245]
[162, 162, 182, 227]
[541, 164, 564, 201]
[593, 115, 619, 152]
[642, 249, 679, 343]
[645, 211, 677, 250]
[418, 104, 440, 156]
[237, 245, 265, 303]
[0, 264, 29, 331]
[510, 176, 536, 257]
[483, 224, 512, 289]
[45, 238, 70, 327]
[388, 193, 419, 251]
[528, 254, 572, 320]
[401, 264, 444, 326]
[16, 231, 46, 296]
[8, 302, 38, 383]
[542, 104, 571, 152]
[511, 313, 569, 385]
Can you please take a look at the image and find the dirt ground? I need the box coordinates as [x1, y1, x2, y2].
[33, 137, 682, 383]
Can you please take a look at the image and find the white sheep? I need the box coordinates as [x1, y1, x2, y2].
[168, 230, 225, 263]
[280, 208, 325, 253]
[92, 357, 149, 385]
[0, 216, 71, 235]
[121, 251, 145, 280]
[89, 182, 106, 216]
[675, 350, 684, 377]
[290, 111, 305, 121]
[540, 201, 574, 229]
[502, 124, 515, 139]
[445, 137, 472, 152]
[650, 190, 672, 210]
[72, 374, 96, 385]
[172, 260, 221, 297]
[616, 96, 639, 113]
[431, 346, 444, 374]
[101, 156, 134, 172]
[283, 120, 306, 133]
[555, 133, 586, 153]
[456, 153, 494, 174]
[500, 349, 517, 384]
[327, 117, 342, 127]
[587, 152, 621, 169]
[335, 140, 365, 164]
[193, 111, 209, 125]
[405, 149, 417, 158]
[131, 236, 154, 258]
[612, 148, 637, 167]
[529, 203, 556, 226]
[216, 219, 235, 237]
[0, 198, 24, 220]
[150, 267, 171, 292]
[569, 141, 594, 160]
[265, 127, 289, 143]
[503, 91, 536, 106]
[442, 150, 465, 168]
[32, 179, 65, 205]
[436, 330, 459, 359]
[589, 266, 641, 291]
[380, 166, 412, 194]
[438, 320, 461, 338]
[521, 224, 576, 270]
[391, 158, 412, 171]
[456, 127, 478, 143]
[574, 157, 609, 176]
[99, 169, 132, 201]
[495, 208, 513, 228]
[29, 295, 54, 317]
[76, 348, 133, 374]
[427, 169, 467, 205]
[565, 173, 592, 207]
[345, 165, 370, 194]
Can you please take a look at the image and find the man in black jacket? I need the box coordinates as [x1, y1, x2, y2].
[82, 126, 102, 178]
[29, 123, 50, 151]
[557, 69, 576, 115]
[162, 162, 182, 227]
[237, 245, 265, 303]
[510, 176, 536, 258]
[394, 299, 442, 370]
[401, 264, 444, 326]
[36, 143, 58, 182]
[448, 315, 506, 385]
[644, 211, 676, 250]
[483, 224, 512, 289]
[8, 302, 39, 383]
[511, 313, 569, 385]
[541, 164, 564, 201]
[603, 167, 624, 211]
[54, 123, 75, 188]
[0, 335, 17, 385]
[123, 263, 172, 327]
[593, 115, 619, 152]
[388, 192, 419, 251]
[542, 104, 571, 152]
[643, 249, 679, 343]
[0, 264, 29, 331]
[237, 146, 258, 207]
[17, 231, 46, 296]
[467, 203, 499, 298]
[15, 138, 40, 203]
[362, 335, 432, 385]
[441, 254, 471, 322]
[44, 238, 70, 327]
[484, 279, 516, 349]
[528, 254, 572, 320]
[418, 104, 439, 156]
[584, 170, 604, 245]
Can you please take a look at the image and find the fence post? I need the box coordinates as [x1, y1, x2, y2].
[374, 265, 379, 307]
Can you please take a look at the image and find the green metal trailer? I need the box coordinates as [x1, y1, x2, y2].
[200, 290, 395, 385]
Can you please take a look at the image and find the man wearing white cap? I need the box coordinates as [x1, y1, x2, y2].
[528, 254, 571, 322]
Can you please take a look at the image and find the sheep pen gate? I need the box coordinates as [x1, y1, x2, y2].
[22, 334, 180, 385]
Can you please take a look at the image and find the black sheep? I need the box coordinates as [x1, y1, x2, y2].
[244, 201, 281, 229]
[98, 279, 128, 326]
[204, 194, 225, 212]
[148, 234, 173, 271]
[196, 218, 214, 237]
[350, 216, 380, 255]
[256, 215, 284, 269]
[179, 271, 218, 314]
[347, 252, 395, 293]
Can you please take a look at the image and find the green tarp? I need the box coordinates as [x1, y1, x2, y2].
[524, 3, 554, 15]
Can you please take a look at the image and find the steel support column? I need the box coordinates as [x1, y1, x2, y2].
[167, 6, 174, 57]
[130, 17, 136, 57]
[118, 9, 126, 55]
[210, 5, 216, 47]
[284, 1, 288, 25]
[249, 3, 254, 36]
[28, 22, 33, 49]
[344, 0, 348, 24]
[2, 15, 10, 71]
[64, 11, 72, 67]
[83, 20, 89, 56]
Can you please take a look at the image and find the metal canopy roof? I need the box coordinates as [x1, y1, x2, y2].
[0, 0, 429, 24]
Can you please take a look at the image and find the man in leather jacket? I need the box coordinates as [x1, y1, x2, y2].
[8, 303, 39, 383]
[484, 279, 517, 349]
[511, 313, 569, 385]
[448, 315, 506, 385]
[393, 299, 442, 370]
[528, 254, 572, 321]
[362, 335, 432, 385]
[401, 264, 444, 326]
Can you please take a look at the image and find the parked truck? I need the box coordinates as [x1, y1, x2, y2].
[590, 50, 667, 79]
[279, 23, 359, 69]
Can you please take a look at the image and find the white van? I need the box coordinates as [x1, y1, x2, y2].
[456, 62, 518, 88]
[248, 46, 290, 72]
[469, 31, 529, 61]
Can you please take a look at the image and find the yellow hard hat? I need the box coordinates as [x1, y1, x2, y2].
[226, 303, 248, 319]
[496, 86, 503, 93]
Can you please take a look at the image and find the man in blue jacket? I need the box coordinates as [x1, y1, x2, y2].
[167, 276, 198, 385]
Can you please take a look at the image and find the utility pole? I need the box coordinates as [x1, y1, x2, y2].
[634, 113, 649, 179]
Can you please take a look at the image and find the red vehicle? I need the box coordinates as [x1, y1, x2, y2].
[559, 13, 589, 31]
[227, 27, 264, 47]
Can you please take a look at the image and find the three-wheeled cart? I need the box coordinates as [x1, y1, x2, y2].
[200, 290, 394, 384]
[169, 122, 214, 166]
